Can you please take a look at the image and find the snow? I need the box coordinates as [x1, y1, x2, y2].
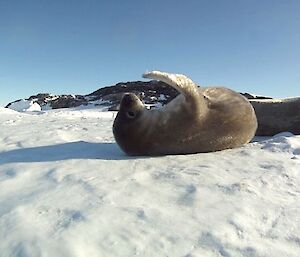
[250, 97, 300, 103]
[158, 94, 167, 101]
[144, 102, 163, 109]
[7, 99, 42, 112]
[0, 107, 300, 257]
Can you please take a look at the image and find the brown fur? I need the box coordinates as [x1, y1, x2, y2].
[250, 98, 300, 136]
[113, 71, 257, 156]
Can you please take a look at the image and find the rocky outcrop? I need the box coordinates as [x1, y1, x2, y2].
[8, 80, 299, 136]
[6, 94, 89, 110]
[5, 80, 179, 110]
[86, 80, 179, 110]
[5, 80, 270, 111]
[241, 93, 272, 100]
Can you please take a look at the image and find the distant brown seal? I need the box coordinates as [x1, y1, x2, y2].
[113, 71, 258, 156]
[250, 98, 300, 136]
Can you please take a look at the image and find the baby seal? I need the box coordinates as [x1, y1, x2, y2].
[113, 71, 257, 156]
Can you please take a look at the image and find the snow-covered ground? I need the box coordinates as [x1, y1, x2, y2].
[6, 99, 42, 112]
[0, 107, 299, 257]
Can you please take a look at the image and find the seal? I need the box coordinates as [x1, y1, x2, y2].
[113, 71, 258, 156]
[250, 97, 300, 136]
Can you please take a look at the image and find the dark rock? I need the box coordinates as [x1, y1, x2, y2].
[50, 95, 88, 109]
[88, 80, 179, 106]
[240, 93, 273, 100]
[5, 80, 180, 111]
[10, 80, 271, 111]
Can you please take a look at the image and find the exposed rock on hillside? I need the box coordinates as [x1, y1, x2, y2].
[9, 80, 300, 137]
[5, 80, 270, 111]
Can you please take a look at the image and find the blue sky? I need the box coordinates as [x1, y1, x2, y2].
[0, 0, 299, 106]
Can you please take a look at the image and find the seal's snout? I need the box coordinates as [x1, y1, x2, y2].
[121, 93, 137, 107]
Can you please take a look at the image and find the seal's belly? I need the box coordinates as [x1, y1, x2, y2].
[145, 90, 257, 155]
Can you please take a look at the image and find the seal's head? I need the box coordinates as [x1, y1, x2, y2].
[118, 93, 144, 120]
[113, 93, 145, 155]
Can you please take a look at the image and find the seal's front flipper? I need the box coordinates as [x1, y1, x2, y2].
[143, 71, 200, 101]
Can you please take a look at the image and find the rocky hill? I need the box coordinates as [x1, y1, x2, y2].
[5, 80, 271, 111]
[5, 81, 300, 136]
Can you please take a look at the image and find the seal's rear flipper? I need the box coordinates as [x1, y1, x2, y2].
[143, 71, 200, 101]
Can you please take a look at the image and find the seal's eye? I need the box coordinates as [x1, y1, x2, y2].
[126, 111, 136, 119]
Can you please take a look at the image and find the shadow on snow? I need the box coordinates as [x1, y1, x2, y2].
[0, 141, 132, 164]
